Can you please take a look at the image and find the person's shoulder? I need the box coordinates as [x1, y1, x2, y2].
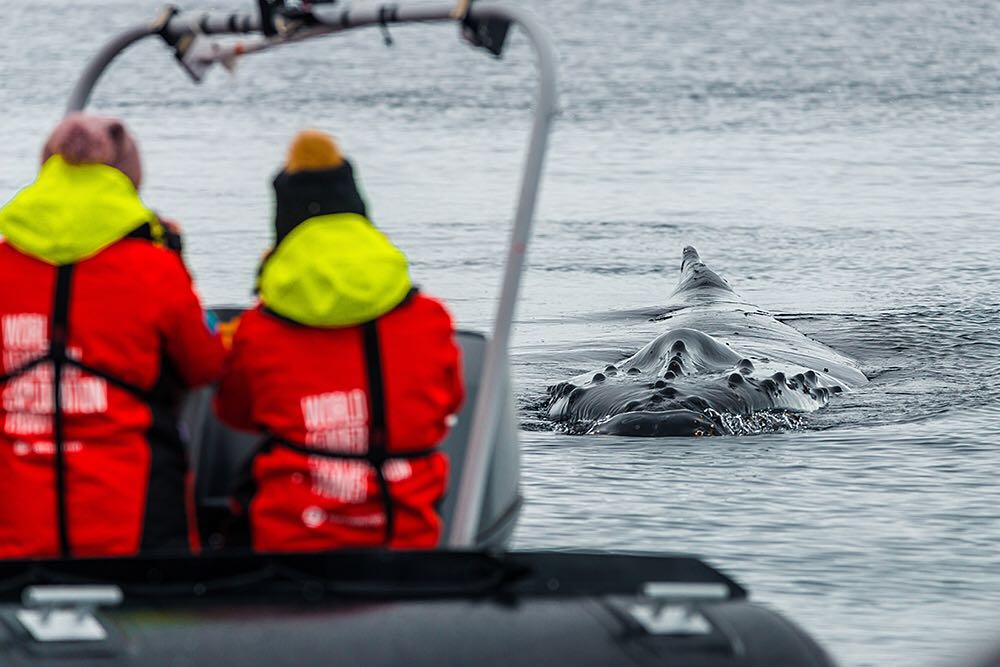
[0, 241, 41, 266]
[399, 292, 456, 330]
[229, 304, 280, 343]
[106, 239, 190, 279]
[234, 305, 267, 329]
[408, 292, 452, 315]
[227, 305, 305, 365]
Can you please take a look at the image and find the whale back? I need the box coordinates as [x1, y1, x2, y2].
[547, 246, 868, 436]
[670, 246, 738, 302]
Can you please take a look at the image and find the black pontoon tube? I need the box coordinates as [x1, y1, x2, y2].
[65, 1, 558, 548]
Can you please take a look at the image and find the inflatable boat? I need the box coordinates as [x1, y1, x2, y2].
[0, 2, 836, 664]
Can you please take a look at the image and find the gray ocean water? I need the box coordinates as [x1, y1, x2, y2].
[3, 1, 1000, 665]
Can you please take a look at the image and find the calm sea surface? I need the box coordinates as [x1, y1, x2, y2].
[3, 1, 1000, 664]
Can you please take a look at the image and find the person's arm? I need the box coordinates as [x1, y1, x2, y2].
[428, 299, 465, 419]
[214, 317, 256, 432]
[159, 252, 225, 388]
[443, 330, 464, 419]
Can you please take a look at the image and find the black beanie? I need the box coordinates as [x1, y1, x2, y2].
[272, 160, 369, 245]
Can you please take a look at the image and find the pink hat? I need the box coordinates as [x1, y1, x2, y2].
[41, 113, 143, 189]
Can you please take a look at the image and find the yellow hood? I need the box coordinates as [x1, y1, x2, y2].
[258, 213, 413, 328]
[0, 155, 157, 265]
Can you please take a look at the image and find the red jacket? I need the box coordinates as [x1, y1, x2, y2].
[215, 293, 464, 552]
[0, 239, 224, 558]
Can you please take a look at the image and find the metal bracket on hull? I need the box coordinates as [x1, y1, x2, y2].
[15, 585, 122, 642]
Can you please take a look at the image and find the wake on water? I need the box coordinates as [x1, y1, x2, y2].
[548, 396, 807, 437]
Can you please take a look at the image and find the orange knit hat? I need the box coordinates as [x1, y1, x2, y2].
[285, 129, 344, 174]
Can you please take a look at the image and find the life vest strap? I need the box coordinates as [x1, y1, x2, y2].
[51, 264, 74, 558]
[66, 358, 152, 402]
[361, 319, 394, 546]
[263, 434, 437, 462]
[0, 350, 153, 402]
[0, 353, 52, 384]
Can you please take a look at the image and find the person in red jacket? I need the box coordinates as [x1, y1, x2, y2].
[0, 113, 224, 559]
[215, 129, 463, 552]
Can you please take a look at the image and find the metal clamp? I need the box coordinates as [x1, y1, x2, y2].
[16, 585, 123, 643]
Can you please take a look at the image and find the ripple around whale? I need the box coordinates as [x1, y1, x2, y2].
[546, 246, 868, 436]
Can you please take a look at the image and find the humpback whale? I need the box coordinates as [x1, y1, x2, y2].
[547, 247, 868, 436]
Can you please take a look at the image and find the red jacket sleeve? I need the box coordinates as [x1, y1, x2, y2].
[158, 254, 225, 388]
[429, 297, 465, 420]
[214, 313, 256, 432]
[444, 329, 464, 419]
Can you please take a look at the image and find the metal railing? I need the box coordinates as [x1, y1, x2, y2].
[66, 1, 558, 547]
